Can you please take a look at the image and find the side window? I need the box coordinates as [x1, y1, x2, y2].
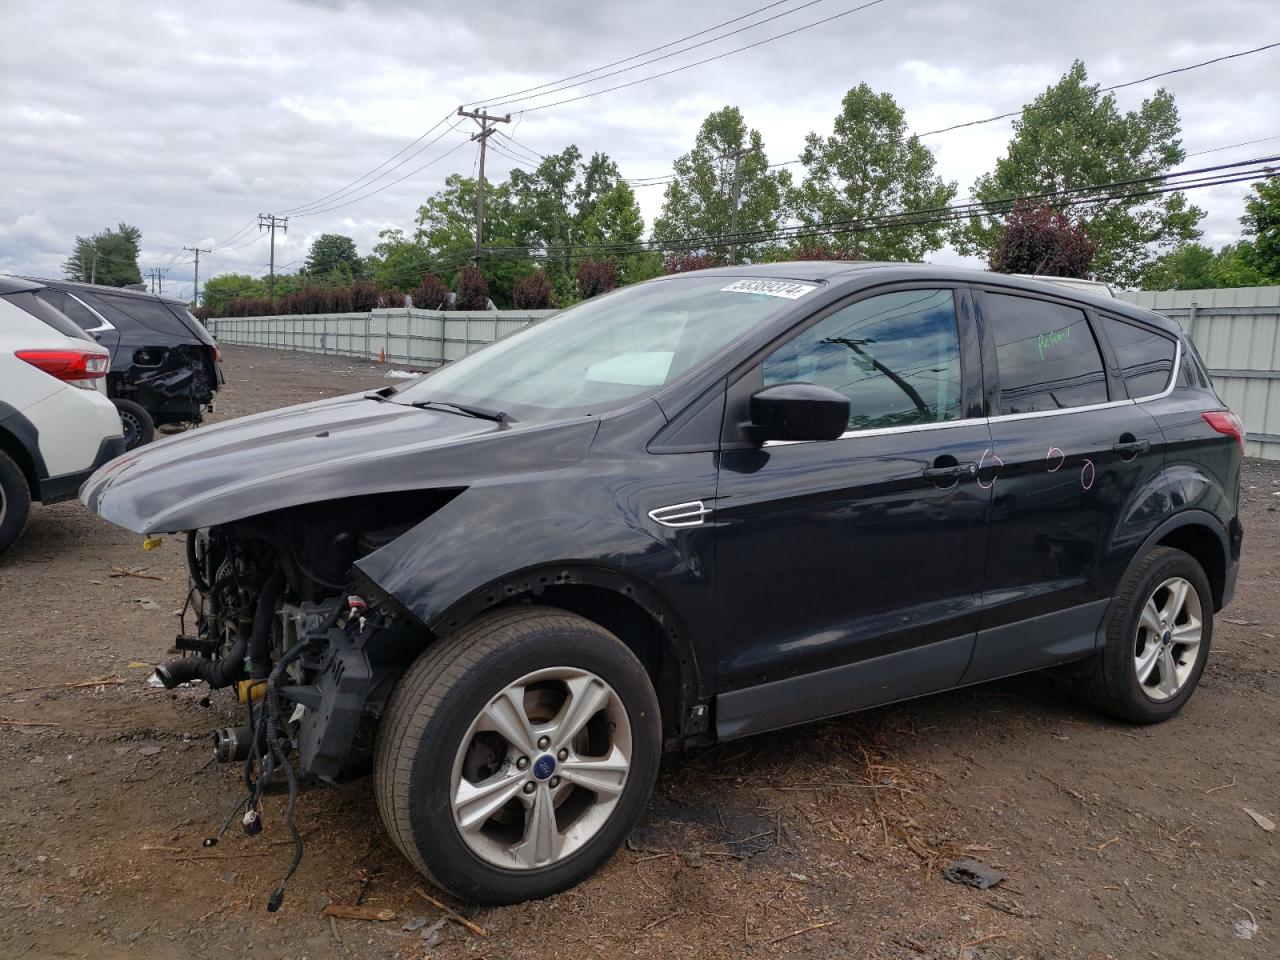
[1096, 315, 1177, 398]
[36, 289, 102, 331]
[763, 288, 963, 431]
[985, 293, 1108, 413]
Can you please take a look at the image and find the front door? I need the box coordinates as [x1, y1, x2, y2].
[713, 286, 993, 739]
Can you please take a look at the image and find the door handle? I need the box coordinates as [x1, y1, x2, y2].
[922, 463, 977, 481]
[1111, 438, 1150, 458]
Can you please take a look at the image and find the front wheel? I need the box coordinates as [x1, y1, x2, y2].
[374, 607, 661, 904]
[1085, 546, 1213, 723]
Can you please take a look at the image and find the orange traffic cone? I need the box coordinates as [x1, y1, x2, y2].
[378, 348, 385, 364]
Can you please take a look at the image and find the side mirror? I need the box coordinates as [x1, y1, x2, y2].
[749, 382, 850, 443]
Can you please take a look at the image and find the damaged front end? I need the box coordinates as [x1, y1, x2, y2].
[160, 493, 453, 908]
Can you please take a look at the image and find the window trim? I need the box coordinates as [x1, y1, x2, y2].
[729, 282, 982, 448]
[975, 287, 1113, 417]
[64, 292, 116, 335]
[1093, 312, 1180, 403]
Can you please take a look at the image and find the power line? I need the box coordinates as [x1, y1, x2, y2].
[465, 0, 807, 108]
[513, 0, 892, 115]
[479, 154, 1280, 259]
[276, 112, 456, 215]
[482, 0, 834, 112]
[289, 127, 471, 218]
[283, 117, 465, 216]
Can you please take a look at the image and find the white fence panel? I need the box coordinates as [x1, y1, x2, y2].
[1121, 287, 1280, 459]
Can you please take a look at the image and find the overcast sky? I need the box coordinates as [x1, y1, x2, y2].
[2, 0, 1277, 298]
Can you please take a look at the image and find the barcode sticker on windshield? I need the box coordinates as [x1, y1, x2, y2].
[720, 279, 817, 299]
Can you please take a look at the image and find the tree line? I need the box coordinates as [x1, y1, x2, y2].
[67, 61, 1280, 315]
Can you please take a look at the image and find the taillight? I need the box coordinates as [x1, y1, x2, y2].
[1203, 410, 1246, 454]
[212, 345, 222, 364]
[16, 349, 109, 381]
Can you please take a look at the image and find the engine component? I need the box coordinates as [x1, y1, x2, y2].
[212, 725, 252, 763]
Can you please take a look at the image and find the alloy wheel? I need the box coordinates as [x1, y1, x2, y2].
[1134, 576, 1202, 701]
[449, 667, 632, 870]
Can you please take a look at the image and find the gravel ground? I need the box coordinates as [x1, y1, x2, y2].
[1, 344, 1276, 960]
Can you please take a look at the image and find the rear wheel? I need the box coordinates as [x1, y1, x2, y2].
[113, 398, 155, 450]
[375, 607, 661, 904]
[1085, 546, 1213, 723]
[0, 450, 31, 557]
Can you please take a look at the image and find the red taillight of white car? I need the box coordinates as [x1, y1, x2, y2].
[1203, 410, 1246, 454]
[16, 348, 110, 381]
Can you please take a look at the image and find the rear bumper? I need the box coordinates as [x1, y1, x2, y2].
[39, 435, 126, 504]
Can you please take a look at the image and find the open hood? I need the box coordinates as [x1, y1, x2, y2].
[81, 391, 599, 533]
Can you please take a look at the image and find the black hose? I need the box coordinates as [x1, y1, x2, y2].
[249, 569, 285, 681]
[155, 623, 249, 690]
[186, 532, 210, 593]
[156, 567, 284, 690]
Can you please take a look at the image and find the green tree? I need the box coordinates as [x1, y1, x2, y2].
[1143, 243, 1218, 289]
[1239, 177, 1280, 280]
[791, 84, 956, 261]
[304, 233, 363, 280]
[960, 61, 1203, 287]
[63, 223, 143, 287]
[416, 174, 526, 304]
[653, 106, 791, 263]
[368, 229, 433, 290]
[202, 273, 266, 314]
[581, 181, 660, 283]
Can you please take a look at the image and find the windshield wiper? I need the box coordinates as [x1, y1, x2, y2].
[411, 399, 513, 425]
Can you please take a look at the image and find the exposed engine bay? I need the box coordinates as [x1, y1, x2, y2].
[155, 492, 451, 909]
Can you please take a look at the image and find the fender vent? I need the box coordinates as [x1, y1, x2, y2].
[647, 500, 712, 528]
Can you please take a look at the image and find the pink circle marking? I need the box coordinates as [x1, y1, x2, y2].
[977, 447, 1003, 490]
[1080, 459, 1095, 491]
[1046, 446, 1065, 472]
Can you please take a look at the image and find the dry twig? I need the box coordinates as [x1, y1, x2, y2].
[769, 920, 836, 944]
[415, 886, 487, 937]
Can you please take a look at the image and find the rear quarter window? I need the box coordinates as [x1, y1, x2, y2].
[1, 290, 93, 342]
[1096, 315, 1177, 398]
[77, 291, 194, 339]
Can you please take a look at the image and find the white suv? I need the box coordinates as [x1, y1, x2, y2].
[0, 276, 125, 556]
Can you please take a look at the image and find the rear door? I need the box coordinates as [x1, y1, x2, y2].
[713, 284, 993, 737]
[964, 288, 1168, 683]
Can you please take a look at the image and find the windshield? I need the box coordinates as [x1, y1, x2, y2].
[392, 275, 818, 420]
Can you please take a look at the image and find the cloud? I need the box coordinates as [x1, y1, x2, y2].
[1, 0, 1277, 297]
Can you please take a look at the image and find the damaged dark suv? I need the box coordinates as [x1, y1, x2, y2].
[31, 280, 222, 449]
[82, 263, 1243, 907]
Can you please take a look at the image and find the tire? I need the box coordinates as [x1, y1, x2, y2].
[1085, 546, 1213, 723]
[113, 398, 155, 451]
[375, 606, 661, 904]
[0, 450, 32, 557]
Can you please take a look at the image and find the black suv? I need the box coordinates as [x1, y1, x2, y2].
[82, 263, 1243, 907]
[30, 279, 223, 449]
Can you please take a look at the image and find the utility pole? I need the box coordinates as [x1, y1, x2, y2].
[146, 267, 168, 294]
[457, 107, 511, 266]
[183, 246, 210, 306]
[258, 214, 289, 302]
[725, 146, 754, 264]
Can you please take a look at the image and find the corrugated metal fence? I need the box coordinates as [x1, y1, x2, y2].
[1119, 286, 1280, 459]
[206, 308, 555, 367]
[208, 288, 1280, 459]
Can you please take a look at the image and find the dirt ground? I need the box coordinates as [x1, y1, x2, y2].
[1, 344, 1276, 960]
